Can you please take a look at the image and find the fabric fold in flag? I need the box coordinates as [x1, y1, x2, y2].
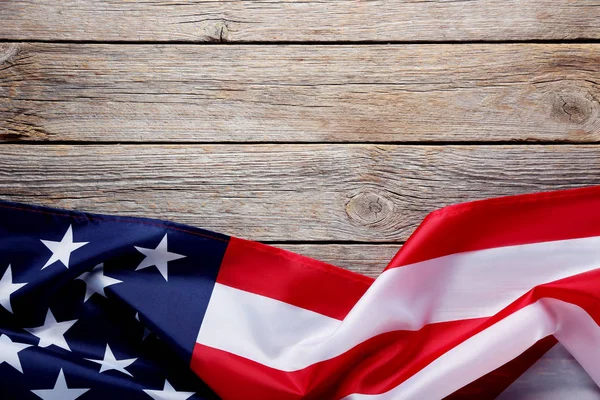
[3, 186, 600, 399]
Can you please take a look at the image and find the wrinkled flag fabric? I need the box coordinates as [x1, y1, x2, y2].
[2, 186, 600, 399]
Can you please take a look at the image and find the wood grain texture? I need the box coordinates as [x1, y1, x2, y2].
[1, 43, 599, 143]
[274, 244, 399, 278]
[1, 144, 600, 241]
[1, 1, 599, 42]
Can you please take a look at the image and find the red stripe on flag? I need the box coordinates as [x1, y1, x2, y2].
[192, 318, 485, 400]
[389, 185, 600, 269]
[194, 268, 600, 399]
[216, 237, 373, 320]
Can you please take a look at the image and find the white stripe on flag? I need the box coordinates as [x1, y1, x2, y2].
[197, 235, 600, 372]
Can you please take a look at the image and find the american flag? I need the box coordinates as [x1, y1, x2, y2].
[1, 186, 600, 399]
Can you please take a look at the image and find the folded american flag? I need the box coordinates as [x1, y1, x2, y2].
[2, 186, 600, 399]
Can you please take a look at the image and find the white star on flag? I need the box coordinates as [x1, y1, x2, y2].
[135, 312, 152, 340]
[0, 264, 27, 313]
[143, 379, 195, 400]
[0, 334, 31, 373]
[86, 344, 137, 377]
[40, 225, 88, 269]
[135, 233, 185, 281]
[26, 310, 77, 351]
[31, 369, 89, 400]
[77, 263, 122, 302]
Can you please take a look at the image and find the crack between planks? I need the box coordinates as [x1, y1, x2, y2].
[1, 39, 600, 45]
[3, 141, 600, 146]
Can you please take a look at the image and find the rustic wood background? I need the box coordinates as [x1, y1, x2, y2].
[0, 2, 599, 395]
[1, 2, 599, 275]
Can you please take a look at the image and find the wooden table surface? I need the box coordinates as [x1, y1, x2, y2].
[0, 2, 599, 395]
[1, 1, 600, 273]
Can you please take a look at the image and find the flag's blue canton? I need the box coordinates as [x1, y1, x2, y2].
[0, 201, 227, 399]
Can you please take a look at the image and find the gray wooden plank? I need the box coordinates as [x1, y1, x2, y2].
[496, 344, 600, 400]
[1, 43, 599, 143]
[1, 1, 599, 42]
[275, 244, 399, 278]
[1, 144, 599, 241]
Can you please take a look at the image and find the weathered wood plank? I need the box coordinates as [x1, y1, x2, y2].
[1, 144, 600, 241]
[1, 43, 599, 143]
[495, 343, 600, 400]
[1, 1, 599, 42]
[275, 244, 399, 278]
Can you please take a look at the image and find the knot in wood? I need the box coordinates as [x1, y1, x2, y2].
[203, 20, 230, 43]
[551, 92, 595, 124]
[346, 192, 392, 225]
[0, 43, 19, 66]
